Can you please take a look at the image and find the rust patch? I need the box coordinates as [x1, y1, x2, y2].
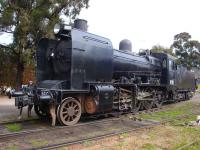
[85, 96, 97, 114]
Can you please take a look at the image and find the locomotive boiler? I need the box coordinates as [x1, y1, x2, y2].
[13, 19, 196, 126]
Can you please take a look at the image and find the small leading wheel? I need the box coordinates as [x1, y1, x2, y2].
[34, 105, 49, 118]
[58, 97, 81, 126]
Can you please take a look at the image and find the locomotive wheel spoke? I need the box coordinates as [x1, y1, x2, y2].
[62, 111, 68, 115]
[70, 102, 73, 107]
[63, 115, 68, 120]
[74, 105, 78, 109]
[67, 116, 70, 121]
[66, 103, 70, 107]
[58, 98, 81, 126]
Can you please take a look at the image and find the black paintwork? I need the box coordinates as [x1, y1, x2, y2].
[151, 52, 195, 90]
[74, 19, 88, 32]
[70, 29, 113, 90]
[34, 27, 195, 105]
[13, 22, 196, 119]
[36, 28, 195, 93]
[119, 39, 132, 51]
[36, 29, 113, 91]
[175, 66, 196, 90]
[113, 50, 161, 80]
[91, 85, 114, 112]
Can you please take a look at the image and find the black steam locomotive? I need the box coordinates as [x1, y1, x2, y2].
[14, 19, 196, 126]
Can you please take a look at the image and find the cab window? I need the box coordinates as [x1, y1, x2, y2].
[169, 59, 174, 70]
[162, 59, 167, 68]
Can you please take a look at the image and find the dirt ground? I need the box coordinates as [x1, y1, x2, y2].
[1, 93, 200, 150]
[0, 96, 36, 122]
[67, 93, 200, 150]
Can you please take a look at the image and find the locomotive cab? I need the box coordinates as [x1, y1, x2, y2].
[151, 53, 176, 86]
[151, 52, 195, 98]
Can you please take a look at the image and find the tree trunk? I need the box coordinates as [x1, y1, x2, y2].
[16, 61, 24, 90]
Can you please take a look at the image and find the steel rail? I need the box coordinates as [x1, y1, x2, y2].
[36, 112, 199, 150]
[35, 123, 160, 150]
[36, 109, 198, 150]
[0, 117, 123, 141]
[0, 101, 184, 142]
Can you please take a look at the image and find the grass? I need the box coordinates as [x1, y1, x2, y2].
[137, 100, 200, 149]
[7, 146, 19, 150]
[83, 140, 92, 147]
[76, 98, 200, 150]
[72, 97, 200, 150]
[5, 97, 200, 150]
[171, 127, 200, 149]
[119, 133, 129, 138]
[132, 125, 200, 150]
[142, 143, 155, 150]
[5, 123, 22, 132]
[112, 141, 128, 149]
[30, 139, 48, 148]
[139, 102, 200, 125]
[185, 141, 200, 150]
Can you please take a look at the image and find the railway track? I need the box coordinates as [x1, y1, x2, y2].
[0, 115, 160, 150]
[0, 100, 195, 149]
[35, 123, 159, 150]
[0, 100, 188, 138]
[0, 98, 188, 127]
[0, 105, 163, 128]
[35, 111, 199, 150]
[0, 108, 161, 140]
[0, 117, 126, 141]
[0, 114, 174, 150]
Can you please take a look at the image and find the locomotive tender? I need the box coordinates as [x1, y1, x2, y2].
[14, 19, 195, 126]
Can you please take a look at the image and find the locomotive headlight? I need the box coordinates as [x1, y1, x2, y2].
[54, 23, 61, 34]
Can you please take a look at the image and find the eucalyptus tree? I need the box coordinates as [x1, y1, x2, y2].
[171, 32, 200, 69]
[151, 45, 173, 55]
[0, 0, 89, 88]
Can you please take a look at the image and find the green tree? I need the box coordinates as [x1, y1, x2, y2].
[0, 0, 89, 88]
[171, 32, 200, 69]
[151, 45, 173, 55]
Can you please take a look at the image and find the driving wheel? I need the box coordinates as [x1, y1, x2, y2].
[58, 97, 81, 126]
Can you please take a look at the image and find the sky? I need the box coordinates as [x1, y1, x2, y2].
[78, 0, 200, 52]
[1, 0, 200, 52]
